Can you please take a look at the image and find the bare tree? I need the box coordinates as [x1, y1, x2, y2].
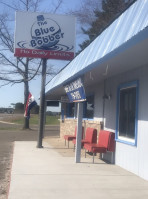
[0, 0, 64, 129]
[68, 0, 102, 26]
[69, 0, 136, 52]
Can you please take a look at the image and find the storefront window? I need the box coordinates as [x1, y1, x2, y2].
[116, 81, 138, 146]
[83, 95, 94, 119]
[66, 103, 75, 118]
[66, 95, 94, 119]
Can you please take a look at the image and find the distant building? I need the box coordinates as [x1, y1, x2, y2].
[0, 108, 14, 114]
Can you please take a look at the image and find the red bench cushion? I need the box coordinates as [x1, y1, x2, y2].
[98, 130, 111, 148]
[84, 130, 115, 154]
[64, 135, 76, 141]
[108, 133, 115, 152]
[73, 127, 97, 145]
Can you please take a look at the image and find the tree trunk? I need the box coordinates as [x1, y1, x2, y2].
[23, 58, 29, 129]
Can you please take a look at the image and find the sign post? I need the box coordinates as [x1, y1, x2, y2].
[14, 11, 76, 148]
[37, 58, 47, 148]
[64, 77, 86, 162]
[75, 102, 83, 163]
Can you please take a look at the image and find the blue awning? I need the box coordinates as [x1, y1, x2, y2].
[46, 0, 148, 95]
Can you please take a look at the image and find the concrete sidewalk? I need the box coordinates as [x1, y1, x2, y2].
[8, 141, 148, 199]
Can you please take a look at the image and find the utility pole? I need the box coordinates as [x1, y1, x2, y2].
[37, 58, 47, 148]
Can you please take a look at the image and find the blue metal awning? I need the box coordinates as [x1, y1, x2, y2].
[45, 0, 148, 95]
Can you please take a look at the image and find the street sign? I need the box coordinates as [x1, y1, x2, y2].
[14, 12, 76, 60]
[64, 78, 86, 102]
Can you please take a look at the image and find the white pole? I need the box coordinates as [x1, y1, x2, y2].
[75, 102, 83, 163]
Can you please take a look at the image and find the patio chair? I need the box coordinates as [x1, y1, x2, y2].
[84, 130, 115, 163]
[73, 127, 97, 150]
[64, 126, 84, 148]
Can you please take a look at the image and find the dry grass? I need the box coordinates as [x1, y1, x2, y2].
[0, 114, 23, 123]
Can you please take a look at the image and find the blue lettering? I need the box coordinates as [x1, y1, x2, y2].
[48, 35, 54, 41]
[31, 30, 63, 47]
[35, 29, 41, 36]
[50, 27, 55, 32]
[31, 40, 37, 47]
[61, 33, 64, 38]
[55, 34, 60, 40]
[43, 37, 49, 43]
[35, 27, 55, 36]
[37, 21, 47, 26]
[37, 40, 43, 45]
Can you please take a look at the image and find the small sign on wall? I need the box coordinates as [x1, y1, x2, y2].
[64, 78, 86, 102]
[14, 12, 76, 60]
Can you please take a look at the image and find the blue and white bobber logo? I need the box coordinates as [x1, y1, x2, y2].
[30, 15, 64, 50]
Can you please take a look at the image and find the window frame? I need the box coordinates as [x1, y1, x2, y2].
[66, 103, 75, 118]
[65, 94, 95, 120]
[83, 94, 94, 120]
[115, 81, 139, 146]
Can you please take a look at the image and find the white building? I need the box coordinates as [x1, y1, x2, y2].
[45, 0, 148, 181]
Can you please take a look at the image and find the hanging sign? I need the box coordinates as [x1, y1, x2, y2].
[14, 12, 76, 60]
[64, 78, 86, 102]
[61, 96, 70, 103]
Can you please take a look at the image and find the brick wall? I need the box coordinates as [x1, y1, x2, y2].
[60, 119, 77, 138]
[60, 118, 101, 138]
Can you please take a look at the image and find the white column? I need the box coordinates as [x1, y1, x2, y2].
[75, 102, 83, 163]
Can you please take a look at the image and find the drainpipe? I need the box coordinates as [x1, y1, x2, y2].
[102, 79, 106, 130]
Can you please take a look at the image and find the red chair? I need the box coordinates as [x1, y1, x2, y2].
[64, 126, 84, 148]
[73, 127, 97, 150]
[84, 130, 115, 163]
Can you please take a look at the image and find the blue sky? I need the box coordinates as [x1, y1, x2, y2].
[0, 0, 89, 109]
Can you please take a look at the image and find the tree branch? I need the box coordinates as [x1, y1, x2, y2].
[53, 0, 63, 13]
[0, 52, 25, 77]
[0, 1, 17, 10]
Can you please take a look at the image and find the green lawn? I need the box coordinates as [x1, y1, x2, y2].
[2, 114, 60, 125]
[45, 115, 60, 125]
[29, 115, 60, 125]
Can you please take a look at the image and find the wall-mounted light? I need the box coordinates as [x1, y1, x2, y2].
[103, 94, 111, 100]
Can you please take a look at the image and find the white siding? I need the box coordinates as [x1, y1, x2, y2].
[138, 121, 148, 180]
[94, 64, 148, 180]
[94, 82, 104, 120]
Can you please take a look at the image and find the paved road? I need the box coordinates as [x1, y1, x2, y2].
[0, 125, 60, 199]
